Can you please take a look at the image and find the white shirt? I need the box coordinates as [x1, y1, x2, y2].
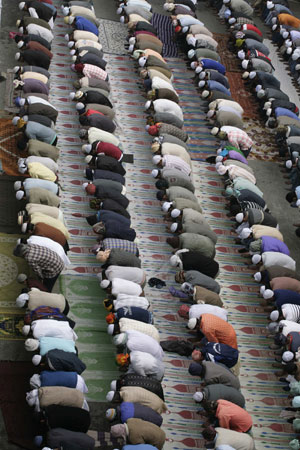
[189, 304, 228, 322]
[27, 235, 70, 267]
[279, 320, 300, 336]
[163, 155, 191, 176]
[151, 76, 176, 92]
[27, 96, 57, 111]
[119, 318, 160, 342]
[282, 304, 300, 323]
[213, 99, 244, 114]
[30, 319, 78, 341]
[128, 351, 165, 380]
[114, 294, 150, 310]
[26, 203, 63, 222]
[75, 39, 102, 50]
[262, 252, 296, 271]
[26, 156, 58, 173]
[153, 99, 183, 122]
[161, 143, 191, 165]
[88, 127, 119, 146]
[126, 329, 164, 360]
[111, 279, 142, 297]
[105, 266, 145, 284]
[218, 105, 242, 118]
[26, 24, 54, 42]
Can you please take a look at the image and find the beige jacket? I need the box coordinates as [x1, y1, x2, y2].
[120, 386, 167, 414]
[28, 289, 66, 312]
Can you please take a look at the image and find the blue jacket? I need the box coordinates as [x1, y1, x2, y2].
[116, 307, 153, 324]
[275, 107, 300, 121]
[275, 289, 300, 310]
[120, 402, 163, 427]
[40, 370, 77, 388]
[207, 80, 231, 96]
[202, 342, 239, 368]
[201, 59, 226, 75]
[75, 16, 99, 36]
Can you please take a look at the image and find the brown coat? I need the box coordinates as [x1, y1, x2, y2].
[38, 386, 84, 408]
[33, 222, 67, 247]
[120, 387, 167, 414]
[193, 286, 223, 307]
[127, 418, 165, 450]
[28, 289, 66, 312]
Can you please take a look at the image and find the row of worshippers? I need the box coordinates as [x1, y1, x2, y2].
[63, 4, 169, 450]
[120, 2, 256, 449]
[9, 1, 102, 450]
[169, 0, 300, 447]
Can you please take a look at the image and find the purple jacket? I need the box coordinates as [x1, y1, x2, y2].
[261, 236, 290, 255]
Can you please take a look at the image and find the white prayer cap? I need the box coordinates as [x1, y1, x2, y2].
[286, 160, 293, 169]
[296, 199, 300, 207]
[242, 71, 250, 80]
[223, 0, 230, 3]
[120, 16, 125, 24]
[252, 254, 261, 264]
[152, 169, 159, 178]
[187, 36, 196, 47]
[19, 2, 26, 9]
[25, 338, 39, 352]
[17, 40, 24, 49]
[21, 223, 28, 233]
[263, 289, 274, 299]
[292, 151, 300, 159]
[286, 47, 292, 55]
[17, 273, 27, 283]
[30, 374, 41, 389]
[18, 164, 27, 174]
[254, 272, 262, 282]
[101, 280, 110, 289]
[106, 391, 115, 402]
[292, 52, 300, 61]
[235, 213, 244, 223]
[272, 24, 277, 31]
[267, 1, 274, 8]
[282, 31, 289, 39]
[256, 85, 263, 93]
[217, 148, 223, 155]
[282, 351, 294, 363]
[32, 355, 42, 366]
[270, 310, 279, 321]
[82, 144, 92, 154]
[215, 156, 223, 163]
[207, 110, 215, 119]
[195, 66, 203, 74]
[170, 222, 178, 233]
[271, 17, 277, 25]
[110, 380, 117, 391]
[75, 90, 84, 100]
[13, 66, 20, 73]
[171, 208, 181, 218]
[228, 17, 236, 24]
[241, 59, 249, 70]
[107, 324, 114, 335]
[263, 101, 272, 110]
[68, 41, 75, 48]
[16, 19, 21, 27]
[129, 37, 136, 45]
[295, 64, 300, 71]
[257, 89, 265, 99]
[240, 227, 251, 239]
[215, 162, 222, 170]
[22, 325, 30, 336]
[193, 391, 204, 402]
[16, 191, 25, 201]
[163, 2, 172, 10]
[211, 127, 219, 135]
[65, 33, 70, 41]
[202, 90, 210, 99]
[19, 27, 24, 33]
[145, 100, 151, 110]
[182, 26, 189, 33]
[249, 71, 256, 79]
[71, 55, 77, 62]
[188, 318, 197, 329]
[260, 285, 266, 295]
[16, 293, 29, 308]
[217, 165, 227, 176]
[267, 322, 279, 333]
[199, 72, 206, 80]
[152, 155, 162, 165]
[198, 80, 205, 89]
[113, 332, 127, 346]
[237, 50, 245, 60]
[68, 16, 75, 24]
[170, 255, 181, 267]
[69, 92, 76, 100]
[12, 116, 20, 126]
[76, 102, 85, 111]
[188, 49, 195, 59]
[138, 56, 147, 67]
[15, 52, 21, 61]
[190, 61, 198, 70]
[266, 108, 272, 117]
[116, 6, 123, 14]
[82, 182, 89, 191]
[128, 44, 134, 53]
[62, 6, 70, 16]
[162, 201, 172, 212]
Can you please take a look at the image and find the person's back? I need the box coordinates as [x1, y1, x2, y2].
[202, 361, 240, 389]
[215, 426, 255, 449]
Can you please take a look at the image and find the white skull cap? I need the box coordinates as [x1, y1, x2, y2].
[68, 41, 75, 48]
[17, 40, 24, 49]
[62, 6, 70, 16]
[32, 355, 42, 366]
[110, 380, 117, 391]
[256, 84, 262, 93]
[107, 324, 114, 335]
[188, 318, 197, 329]
[263, 289, 274, 299]
[22, 325, 30, 336]
[228, 17, 236, 24]
[260, 285, 266, 295]
[82, 182, 89, 191]
[254, 271, 262, 282]
[267, 1, 274, 9]
[216, 155, 223, 162]
[282, 31, 289, 39]
[202, 90, 210, 99]
[198, 80, 205, 88]
[117, 6, 123, 14]
[187, 49, 195, 59]
[120, 15, 125, 23]
[286, 47, 292, 55]
[15, 52, 21, 61]
[211, 127, 219, 136]
[286, 160, 293, 169]
[106, 390, 114, 402]
[170, 255, 180, 267]
[101, 279, 110, 289]
[76, 102, 85, 110]
[257, 89, 265, 99]
[170, 222, 178, 232]
[267, 322, 279, 332]
[69, 92, 76, 100]
[12, 116, 20, 126]
[240, 227, 251, 239]
[242, 59, 249, 70]
[190, 61, 198, 69]
[129, 37, 135, 45]
[152, 169, 159, 178]
[193, 391, 204, 402]
[266, 108, 272, 117]
[282, 351, 294, 363]
[217, 165, 227, 175]
[171, 208, 181, 218]
[16, 293, 29, 308]
[182, 26, 188, 33]
[65, 33, 70, 41]
[195, 66, 203, 74]
[235, 212, 244, 223]
[252, 254, 262, 264]
[215, 162, 222, 169]
[238, 50, 245, 60]
[25, 338, 39, 352]
[270, 310, 279, 321]
[16, 191, 25, 201]
[249, 71, 256, 79]
[30, 374, 41, 389]
[242, 71, 249, 79]
[199, 72, 206, 80]
[264, 101, 272, 110]
[207, 109, 215, 119]
[152, 155, 162, 165]
[162, 201, 172, 212]
[272, 24, 277, 31]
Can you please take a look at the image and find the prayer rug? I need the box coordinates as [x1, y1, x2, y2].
[151, 13, 178, 57]
[226, 72, 261, 120]
[213, 33, 242, 73]
[0, 118, 24, 177]
[0, 177, 27, 233]
[0, 361, 36, 450]
[97, 19, 128, 55]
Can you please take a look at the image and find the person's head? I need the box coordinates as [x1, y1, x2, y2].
[286, 191, 296, 203]
[193, 390, 205, 403]
[284, 362, 297, 375]
[187, 317, 199, 330]
[192, 349, 203, 362]
[202, 425, 217, 441]
[155, 179, 169, 190]
[188, 361, 204, 376]
[156, 190, 167, 201]
[13, 243, 27, 258]
[166, 236, 180, 248]
[86, 183, 96, 195]
[175, 270, 185, 284]
[204, 400, 218, 416]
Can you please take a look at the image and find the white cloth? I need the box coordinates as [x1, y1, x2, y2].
[114, 294, 150, 310]
[151, 76, 175, 91]
[119, 318, 160, 342]
[128, 351, 165, 380]
[282, 304, 300, 323]
[27, 96, 57, 110]
[189, 304, 228, 321]
[88, 127, 119, 146]
[152, 99, 183, 122]
[26, 156, 58, 173]
[105, 266, 145, 285]
[126, 329, 164, 360]
[162, 155, 191, 176]
[76, 374, 89, 393]
[262, 252, 296, 271]
[30, 319, 77, 341]
[26, 24, 54, 42]
[279, 320, 300, 337]
[226, 165, 256, 185]
[27, 235, 70, 267]
[111, 279, 142, 297]
[209, 99, 244, 114]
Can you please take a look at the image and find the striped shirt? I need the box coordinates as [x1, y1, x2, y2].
[102, 238, 138, 255]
